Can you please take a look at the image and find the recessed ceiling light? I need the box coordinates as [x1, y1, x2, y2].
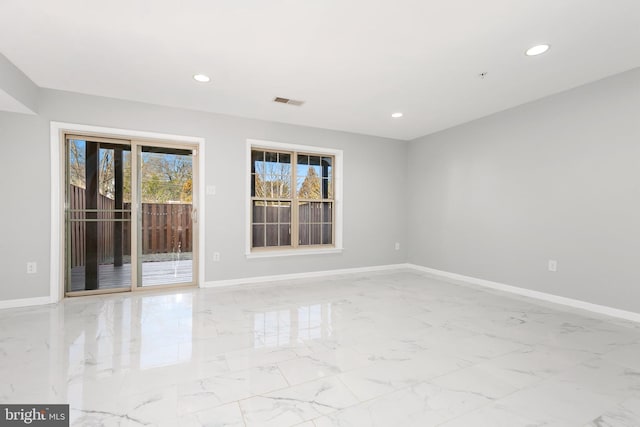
[193, 74, 211, 83]
[525, 44, 550, 56]
[391, 112, 403, 118]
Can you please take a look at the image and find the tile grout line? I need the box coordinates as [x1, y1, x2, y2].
[276, 363, 292, 387]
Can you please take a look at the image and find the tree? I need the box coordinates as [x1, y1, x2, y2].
[181, 178, 193, 202]
[123, 152, 132, 202]
[139, 153, 193, 203]
[298, 168, 321, 199]
[98, 150, 115, 199]
[255, 174, 265, 198]
[68, 140, 115, 198]
[142, 173, 171, 203]
[254, 174, 291, 199]
[67, 141, 193, 204]
[69, 140, 86, 188]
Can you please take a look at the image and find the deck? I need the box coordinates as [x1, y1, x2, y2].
[69, 260, 193, 292]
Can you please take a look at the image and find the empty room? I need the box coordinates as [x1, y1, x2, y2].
[1, 0, 639, 426]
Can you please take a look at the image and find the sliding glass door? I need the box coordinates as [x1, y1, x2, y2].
[137, 144, 196, 287]
[65, 136, 198, 295]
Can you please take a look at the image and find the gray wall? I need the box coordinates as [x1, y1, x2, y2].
[408, 67, 640, 313]
[3, 64, 639, 314]
[0, 89, 408, 301]
[0, 53, 39, 113]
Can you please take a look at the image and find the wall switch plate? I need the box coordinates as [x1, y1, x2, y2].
[548, 260, 558, 272]
[206, 185, 216, 196]
[395, 242, 400, 250]
[213, 252, 220, 262]
[26, 262, 37, 274]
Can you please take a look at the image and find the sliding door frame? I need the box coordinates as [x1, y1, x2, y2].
[132, 139, 200, 292]
[50, 122, 205, 303]
[64, 134, 133, 297]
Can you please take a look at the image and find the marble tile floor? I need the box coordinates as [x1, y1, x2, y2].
[1, 269, 640, 426]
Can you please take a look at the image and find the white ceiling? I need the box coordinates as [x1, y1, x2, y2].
[1, 0, 639, 140]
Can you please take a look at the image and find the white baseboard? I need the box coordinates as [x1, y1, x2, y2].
[202, 263, 412, 288]
[0, 296, 53, 310]
[6, 263, 636, 325]
[408, 264, 640, 324]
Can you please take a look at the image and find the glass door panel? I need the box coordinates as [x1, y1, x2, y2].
[137, 145, 195, 287]
[66, 138, 132, 293]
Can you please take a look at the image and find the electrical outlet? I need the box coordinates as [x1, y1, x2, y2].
[395, 242, 400, 250]
[548, 260, 557, 272]
[213, 252, 220, 262]
[26, 262, 37, 274]
[206, 185, 216, 196]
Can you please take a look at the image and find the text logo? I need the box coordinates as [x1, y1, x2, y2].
[1, 405, 69, 426]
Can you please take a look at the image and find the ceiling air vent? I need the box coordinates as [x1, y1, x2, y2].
[273, 97, 305, 106]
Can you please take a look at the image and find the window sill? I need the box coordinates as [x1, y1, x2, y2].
[246, 247, 343, 259]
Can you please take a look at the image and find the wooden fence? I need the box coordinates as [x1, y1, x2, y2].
[135, 202, 193, 257]
[69, 185, 192, 267]
[252, 202, 333, 247]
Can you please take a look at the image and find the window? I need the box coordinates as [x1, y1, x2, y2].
[247, 140, 342, 256]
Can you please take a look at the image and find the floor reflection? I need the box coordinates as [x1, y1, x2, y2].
[63, 293, 195, 378]
[140, 296, 193, 369]
[253, 303, 332, 348]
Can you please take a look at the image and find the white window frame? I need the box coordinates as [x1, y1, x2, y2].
[245, 139, 343, 258]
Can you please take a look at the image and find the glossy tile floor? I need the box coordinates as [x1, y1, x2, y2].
[2, 270, 640, 426]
